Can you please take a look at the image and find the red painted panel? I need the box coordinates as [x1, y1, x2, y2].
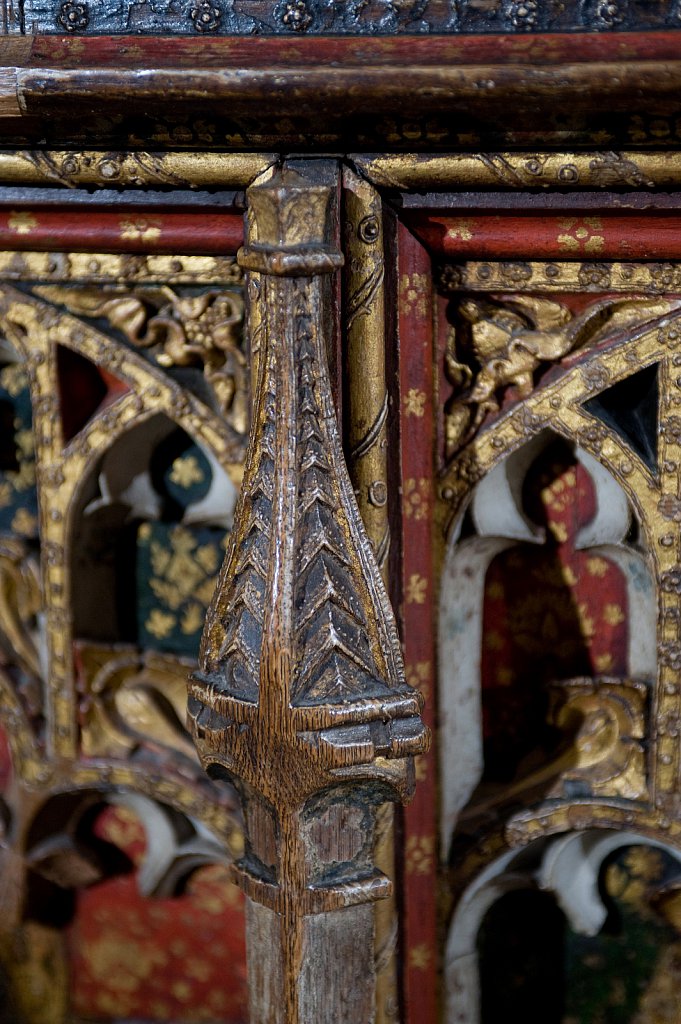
[408, 213, 681, 261]
[480, 442, 630, 780]
[0, 209, 243, 255]
[397, 221, 439, 1024]
[28, 32, 681, 69]
[67, 805, 248, 1023]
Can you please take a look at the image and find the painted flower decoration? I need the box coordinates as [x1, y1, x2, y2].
[57, 1, 89, 31]
[190, 1, 223, 32]
[504, 0, 538, 29]
[282, 0, 313, 31]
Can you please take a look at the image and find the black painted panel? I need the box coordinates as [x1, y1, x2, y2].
[584, 361, 659, 475]
[14, 0, 681, 36]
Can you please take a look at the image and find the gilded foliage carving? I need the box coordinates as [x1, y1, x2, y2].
[444, 296, 681, 456]
[35, 285, 248, 439]
[79, 645, 200, 764]
[438, 260, 681, 295]
[0, 538, 41, 684]
[439, 292, 681, 919]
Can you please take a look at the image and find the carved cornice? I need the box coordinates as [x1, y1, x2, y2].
[438, 260, 681, 294]
[3, 150, 681, 194]
[2, 35, 681, 150]
[0, 251, 242, 285]
[0, 151, 274, 189]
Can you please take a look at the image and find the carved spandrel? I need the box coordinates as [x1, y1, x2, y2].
[443, 295, 681, 458]
[33, 283, 248, 440]
[188, 162, 429, 1024]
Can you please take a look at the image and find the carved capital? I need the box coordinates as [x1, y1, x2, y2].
[238, 170, 344, 277]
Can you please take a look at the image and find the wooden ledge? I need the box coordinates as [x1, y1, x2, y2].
[0, 32, 680, 148]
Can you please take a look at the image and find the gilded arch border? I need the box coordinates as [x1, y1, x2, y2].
[437, 307, 681, 905]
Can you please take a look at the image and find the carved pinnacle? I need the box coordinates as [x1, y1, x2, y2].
[188, 161, 428, 1023]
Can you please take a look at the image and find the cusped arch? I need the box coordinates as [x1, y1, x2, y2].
[439, 428, 656, 857]
[439, 305, 681, 556]
[445, 826, 681, 1024]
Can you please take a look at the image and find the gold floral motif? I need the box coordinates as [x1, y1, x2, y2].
[118, 216, 163, 241]
[405, 573, 428, 605]
[587, 556, 609, 577]
[168, 454, 205, 489]
[10, 510, 37, 536]
[603, 604, 626, 627]
[7, 212, 37, 236]
[408, 943, 432, 970]
[557, 217, 605, 253]
[446, 220, 474, 242]
[403, 477, 430, 520]
[84, 934, 169, 989]
[148, 528, 222, 613]
[404, 388, 426, 418]
[399, 273, 429, 319]
[405, 834, 435, 876]
[144, 608, 176, 640]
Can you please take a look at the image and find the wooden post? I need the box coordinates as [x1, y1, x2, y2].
[343, 167, 399, 1024]
[188, 159, 429, 1024]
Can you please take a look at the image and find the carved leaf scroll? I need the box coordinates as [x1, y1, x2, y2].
[445, 296, 681, 456]
[34, 285, 248, 439]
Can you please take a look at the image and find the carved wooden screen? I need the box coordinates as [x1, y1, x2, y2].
[6, 148, 681, 1024]
[0, 211, 253, 1022]
[0, 164, 432, 1024]
[371, 164, 681, 1024]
